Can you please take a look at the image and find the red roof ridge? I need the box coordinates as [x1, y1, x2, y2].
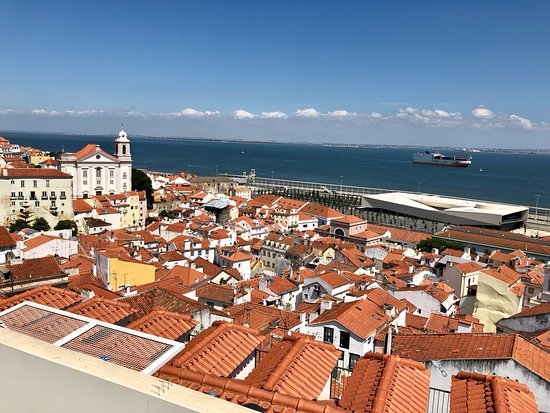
[156, 366, 346, 412]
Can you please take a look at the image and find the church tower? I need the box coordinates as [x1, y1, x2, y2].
[114, 126, 132, 161]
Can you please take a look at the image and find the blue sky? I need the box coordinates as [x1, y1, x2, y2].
[1, 1, 550, 147]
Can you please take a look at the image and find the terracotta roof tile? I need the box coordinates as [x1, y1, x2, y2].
[451, 371, 539, 413]
[155, 367, 347, 413]
[0, 168, 71, 178]
[127, 308, 198, 340]
[309, 299, 391, 339]
[0, 285, 81, 311]
[340, 352, 431, 412]
[168, 321, 264, 376]
[392, 333, 550, 381]
[196, 283, 235, 305]
[68, 297, 137, 323]
[244, 335, 340, 399]
[0, 226, 16, 248]
[8, 256, 65, 283]
[226, 302, 301, 331]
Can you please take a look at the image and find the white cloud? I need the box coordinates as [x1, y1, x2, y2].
[294, 108, 321, 118]
[395, 107, 462, 125]
[31, 109, 61, 116]
[327, 110, 357, 118]
[509, 114, 534, 130]
[234, 109, 256, 119]
[0, 109, 19, 115]
[261, 111, 288, 119]
[168, 108, 220, 118]
[368, 112, 383, 119]
[472, 106, 494, 119]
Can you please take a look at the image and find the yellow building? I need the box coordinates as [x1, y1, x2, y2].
[472, 267, 523, 332]
[95, 250, 155, 292]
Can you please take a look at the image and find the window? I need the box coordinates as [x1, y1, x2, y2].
[20, 180, 25, 188]
[323, 327, 334, 344]
[123, 172, 127, 179]
[10, 179, 14, 184]
[30, 191, 36, 199]
[60, 191, 66, 198]
[33, 180, 37, 188]
[51, 200, 56, 207]
[50, 191, 55, 197]
[42, 191, 47, 198]
[83, 170, 88, 178]
[339, 331, 350, 349]
[10, 192, 15, 198]
[35, 201, 39, 207]
[527, 287, 534, 294]
[96, 168, 101, 178]
[109, 169, 114, 178]
[46, 180, 50, 187]
[83, 180, 88, 185]
[18, 191, 23, 198]
[349, 353, 360, 369]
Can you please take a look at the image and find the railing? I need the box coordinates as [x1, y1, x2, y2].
[428, 387, 450, 413]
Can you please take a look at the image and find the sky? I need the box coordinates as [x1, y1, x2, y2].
[1, 1, 550, 148]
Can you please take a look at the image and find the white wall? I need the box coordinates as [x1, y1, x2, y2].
[0, 328, 250, 413]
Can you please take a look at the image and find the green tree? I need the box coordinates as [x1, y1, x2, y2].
[132, 168, 153, 209]
[9, 219, 28, 232]
[54, 219, 78, 236]
[32, 217, 51, 232]
[417, 238, 465, 252]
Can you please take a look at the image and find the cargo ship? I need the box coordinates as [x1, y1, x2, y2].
[413, 151, 472, 167]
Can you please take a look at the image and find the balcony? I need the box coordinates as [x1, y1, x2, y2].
[41, 195, 48, 200]
[49, 195, 57, 200]
[60, 195, 67, 200]
[17, 196, 24, 200]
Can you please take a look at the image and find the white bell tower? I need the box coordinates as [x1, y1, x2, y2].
[115, 126, 132, 161]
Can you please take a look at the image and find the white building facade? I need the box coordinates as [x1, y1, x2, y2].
[58, 128, 132, 198]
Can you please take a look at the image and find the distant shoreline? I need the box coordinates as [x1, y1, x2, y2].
[2, 128, 550, 156]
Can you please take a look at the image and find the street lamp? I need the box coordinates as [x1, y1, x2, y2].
[417, 181, 422, 193]
[340, 175, 343, 193]
[535, 194, 541, 221]
[271, 171, 274, 180]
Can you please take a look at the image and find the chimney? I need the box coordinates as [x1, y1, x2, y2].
[464, 247, 471, 256]
[384, 326, 393, 354]
[431, 248, 439, 255]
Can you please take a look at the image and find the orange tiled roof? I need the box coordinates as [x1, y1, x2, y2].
[267, 277, 299, 295]
[339, 352, 431, 413]
[167, 321, 264, 376]
[405, 313, 429, 330]
[309, 299, 391, 339]
[453, 261, 485, 274]
[196, 283, 235, 304]
[127, 308, 198, 340]
[507, 302, 550, 319]
[331, 215, 365, 225]
[244, 335, 340, 399]
[392, 333, 550, 381]
[0, 285, 81, 311]
[1, 168, 71, 178]
[8, 256, 64, 282]
[0, 226, 16, 248]
[68, 297, 137, 323]
[74, 143, 117, 161]
[451, 371, 539, 413]
[155, 366, 347, 413]
[424, 313, 459, 333]
[226, 302, 301, 331]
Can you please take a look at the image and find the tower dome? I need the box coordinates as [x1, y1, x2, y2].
[115, 127, 129, 143]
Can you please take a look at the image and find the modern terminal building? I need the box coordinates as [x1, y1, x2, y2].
[360, 192, 528, 230]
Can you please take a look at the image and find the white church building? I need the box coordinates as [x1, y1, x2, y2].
[58, 128, 133, 198]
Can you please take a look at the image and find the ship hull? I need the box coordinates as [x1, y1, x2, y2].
[413, 161, 470, 167]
